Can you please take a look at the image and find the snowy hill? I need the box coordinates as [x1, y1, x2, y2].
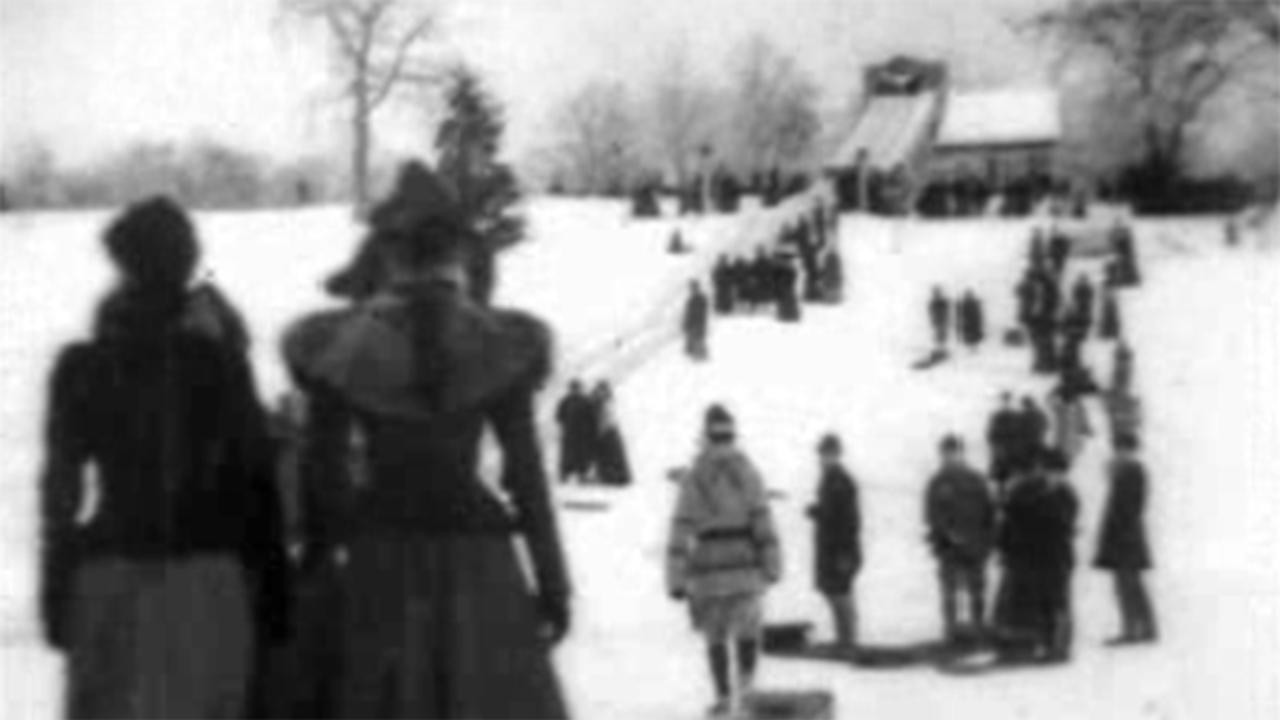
[2, 202, 1278, 718]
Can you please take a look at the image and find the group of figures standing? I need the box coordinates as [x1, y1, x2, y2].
[682, 200, 845, 361]
[553, 379, 633, 487]
[927, 286, 988, 352]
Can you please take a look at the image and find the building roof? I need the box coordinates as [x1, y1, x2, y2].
[935, 88, 1061, 149]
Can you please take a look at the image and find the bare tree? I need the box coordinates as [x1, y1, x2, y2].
[647, 46, 717, 187]
[282, 0, 444, 212]
[726, 36, 821, 175]
[553, 81, 639, 195]
[1030, 0, 1274, 181]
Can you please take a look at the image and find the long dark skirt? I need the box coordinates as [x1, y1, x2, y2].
[66, 555, 253, 719]
[595, 429, 633, 487]
[338, 535, 569, 719]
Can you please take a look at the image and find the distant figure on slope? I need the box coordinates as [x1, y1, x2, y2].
[667, 405, 781, 717]
[958, 290, 986, 350]
[1048, 228, 1072, 277]
[925, 435, 996, 644]
[1111, 340, 1135, 396]
[683, 281, 711, 361]
[1095, 433, 1159, 646]
[669, 228, 690, 255]
[1017, 396, 1050, 471]
[928, 287, 951, 348]
[776, 254, 803, 323]
[806, 434, 862, 651]
[555, 380, 597, 485]
[39, 197, 290, 718]
[591, 381, 632, 487]
[712, 256, 735, 315]
[1099, 286, 1123, 340]
[1049, 385, 1093, 462]
[821, 249, 846, 304]
[1110, 222, 1142, 287]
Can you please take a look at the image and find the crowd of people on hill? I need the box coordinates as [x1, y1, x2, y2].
[681, 199, 845, 360]
[30, 148, 1163, 719]
[926, 286, 987, 354]
[917, 171, 1070, 219]
[631, 167, 813, 219]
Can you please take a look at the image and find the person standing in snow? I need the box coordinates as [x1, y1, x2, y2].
[925, 436, 997, 643]
[712, 256, 735, 315]
[821, 249, 845, 304]
[284, 162, 571, 718]
[1099, 285, 1123, 340]
[986, 392, 1022, 489]
[683, 281, 711, 361]
[555, 380, 596, 485]
[776, 254, 802, 323]
[958, 290, 985, 350]
[806, 434, 861, 651]
[38, 197, 290, 718]
[667, 406, 782, 717]
[591, 381, 633, 487]
[1017, 396, 1050, 472]
[1048, 228, 1072, 277]
[928, 287, 951, 349]
[1095, 433, 1158, 645]
[1111, 340, 1135, 396]
[996, 449, 1079, 663]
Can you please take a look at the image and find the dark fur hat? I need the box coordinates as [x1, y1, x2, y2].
[103, 196, 199, 291]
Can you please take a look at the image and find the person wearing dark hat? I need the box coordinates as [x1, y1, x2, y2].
[925, 435, 996, 644]
[38, 197, 290, 718]
[986, 393, 1022, 492]
[1095, 433, 1158, 645]
[806, 434, 861, 651]
[667, 405, 781, 717]
[283, 160, 571, 718]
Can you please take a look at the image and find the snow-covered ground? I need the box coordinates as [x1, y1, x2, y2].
[2, 201, 1277, 718]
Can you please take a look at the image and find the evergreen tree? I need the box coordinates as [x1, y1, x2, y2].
[435, 64, 525, 304]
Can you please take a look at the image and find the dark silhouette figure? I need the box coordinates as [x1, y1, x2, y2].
[1095, 433, 1158, 645]
[283, 162, 570, 718]
[807, 435, 861, 650]
[925, 436, 996, 643]
[555, 380, 596, 484]
[958, 291, 985, 350]
[928, 287, 951, 348]
[683, 282, 711, 361]
[38, 197, 289, 718]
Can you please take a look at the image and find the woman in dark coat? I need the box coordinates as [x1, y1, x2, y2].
[591, 381, 633, 487]
[806, 435, 861, 650]
[283, 162, 572, 718]
[38, 197, 289, 719]
[1094, 433, 1157, 644]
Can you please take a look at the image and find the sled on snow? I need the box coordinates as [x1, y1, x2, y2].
[910, 348, 950, 370]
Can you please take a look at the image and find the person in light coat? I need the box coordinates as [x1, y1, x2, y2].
[667, 405, 781, 717]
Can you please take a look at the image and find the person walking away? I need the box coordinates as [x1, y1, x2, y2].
[1094, 433, 1158, 645]
[928, 287, 951, 349]
[591, 381, 633, 487]
[555, 380, 596, 484]
[925, 436, 996, 644]
[283, 162, 571, 718]
[806, 435, 861, 652]
[667, 406, 782, 717]
[683, 281, 711, 361]
[38, 197, 291, 719]
[986, 393, 1021, 492]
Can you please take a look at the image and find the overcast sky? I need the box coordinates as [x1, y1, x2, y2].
[1, 0, 1058, 170]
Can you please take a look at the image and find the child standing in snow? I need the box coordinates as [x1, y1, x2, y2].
[807, 435, 861, 651]
[667, 405, 782, 716]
